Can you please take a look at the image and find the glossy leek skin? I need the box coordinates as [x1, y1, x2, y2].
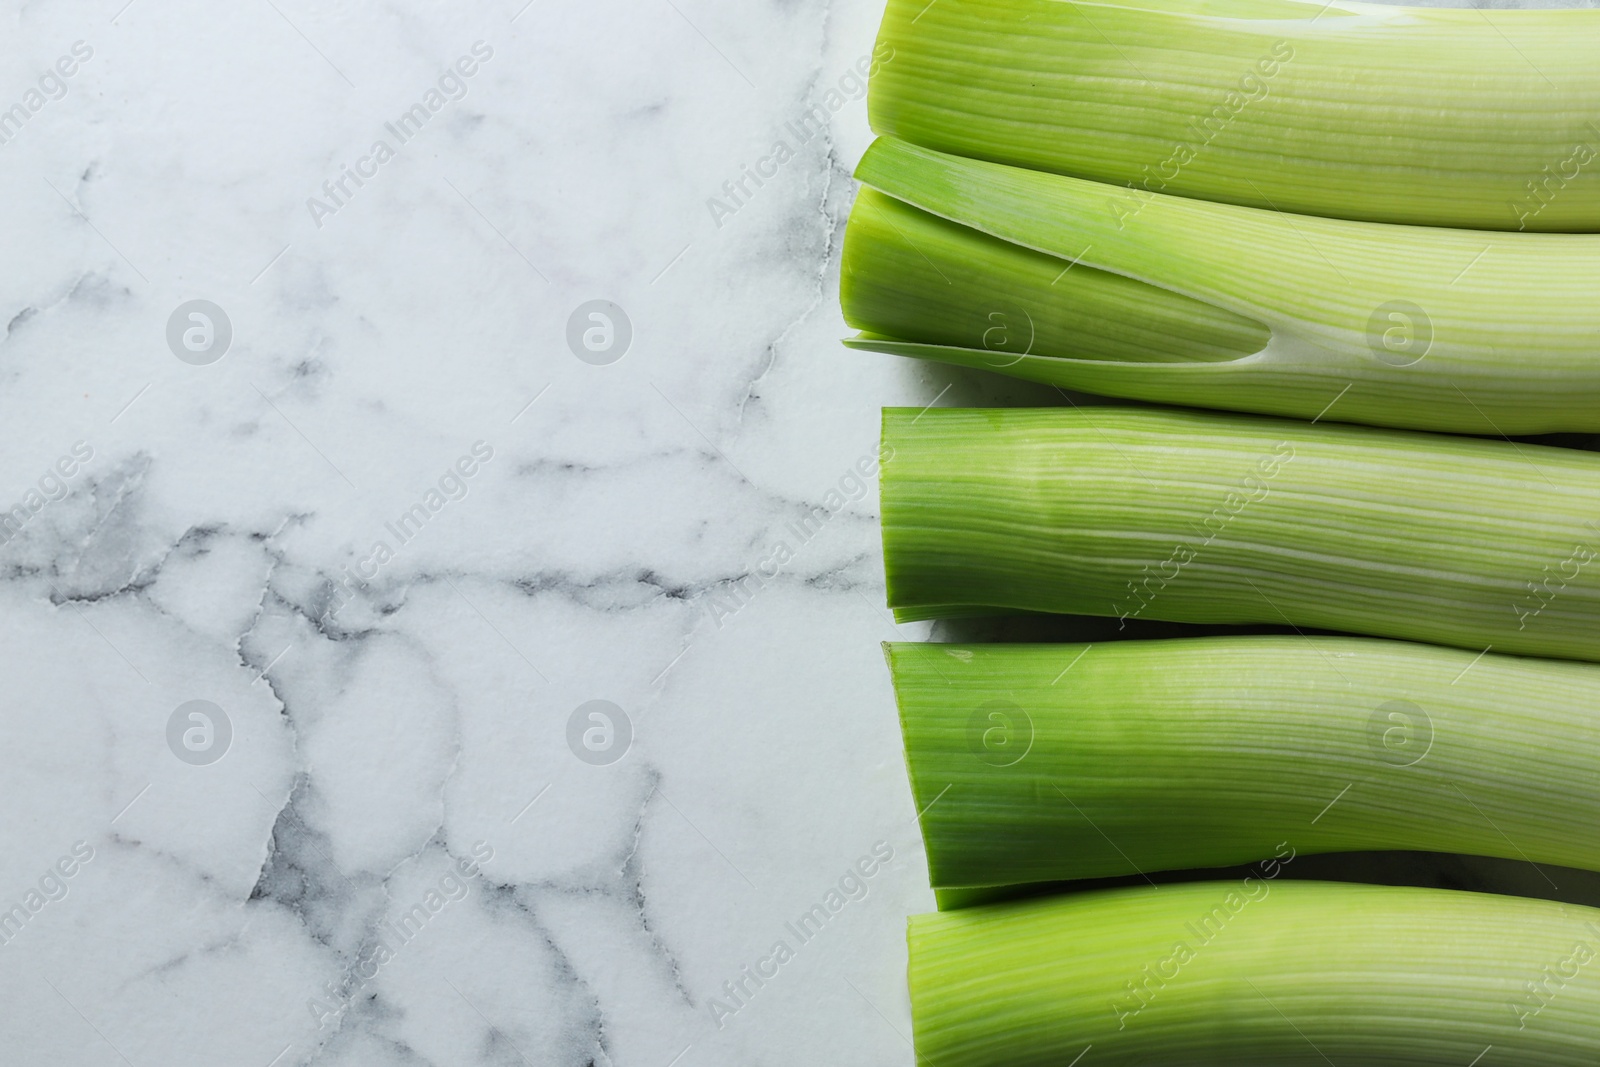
[870, 0, 1600, 231]
[910, 882, 1600, 1067]
[844, 138, 1600, 434]
[880, 406, 1600, 660]
[889, 637, 1600, 890]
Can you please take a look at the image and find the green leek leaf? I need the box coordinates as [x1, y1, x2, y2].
[846, 138, 1600, 434]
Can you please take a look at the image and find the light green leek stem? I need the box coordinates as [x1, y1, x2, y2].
[890, 637, 1600, 889]
[911, 881, 1600, 1066]
[845, 137, 1600, 434]
[881, 406, 1600, 660]
[871, 0, 1600, 231]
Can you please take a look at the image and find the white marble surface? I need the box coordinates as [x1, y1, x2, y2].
[0, 1, 1071, 1063]
[13, 1, 1597, 1064]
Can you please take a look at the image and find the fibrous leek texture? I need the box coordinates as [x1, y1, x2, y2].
[910, 881, 1600, 1066]
[870, 0, 1600, 231]
[890, 637, 1600, 889]
[881, 406, 1600, 660]
[844, 138, 1600, 434]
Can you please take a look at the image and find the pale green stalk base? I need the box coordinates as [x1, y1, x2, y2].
[871, 0, 1600, 231]
[881, 406, 1600, 660]
[910, 881, 1600, 1066]
[846, 138, 1600, 434]
[891, 636, 1600, 889]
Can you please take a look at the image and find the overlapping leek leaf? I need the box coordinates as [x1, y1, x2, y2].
[844, 138, 1600, 433]
[881, 406, 1600, 660]
[911, 881, 1600, 1067]
[845, 188, 1268, 365]
[871, 0, 1600, 231]
[890, 636, 1600, 890]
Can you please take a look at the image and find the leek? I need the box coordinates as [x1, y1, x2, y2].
[881, 406, 1600, 661]
[871, 0, 1600, 231]
[911, 881, 1600, 1066]
[844, 138, 1600, 434]
[845, 187, 1268, 364]
[890, 636, 1600, 890]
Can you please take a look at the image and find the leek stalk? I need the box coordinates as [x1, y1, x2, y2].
[844, 138, 1600, 434]
[910, 881, 1600, 1066]
[870, 0, 1600, 231]
[881, 406, 1600, 660]
[890, 637, 1600, 890]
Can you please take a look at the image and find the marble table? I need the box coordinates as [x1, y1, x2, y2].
[2, 1, 1592, 1065]
[0, 1, 988, 1063]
